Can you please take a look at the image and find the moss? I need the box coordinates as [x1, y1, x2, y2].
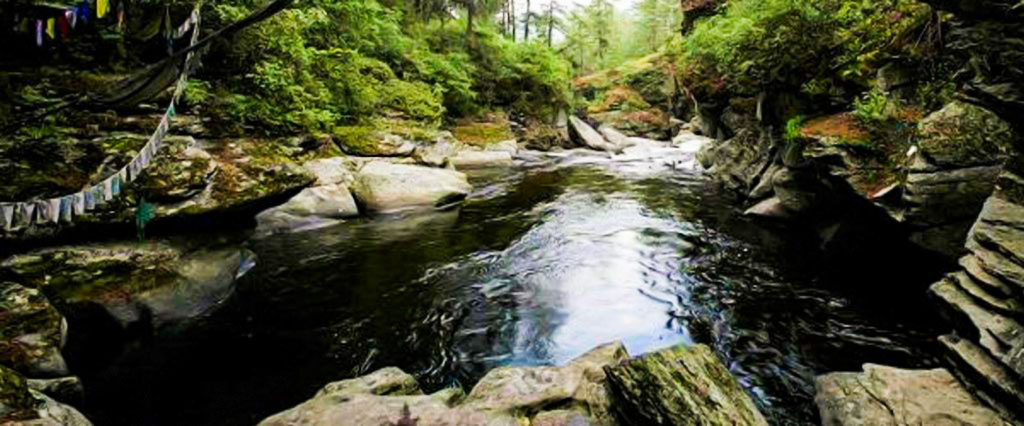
[333, 125, 381, 156]
[918, 101, 1014, 165]
[0, 364, 40, 421]
[451, 117, 515, 147]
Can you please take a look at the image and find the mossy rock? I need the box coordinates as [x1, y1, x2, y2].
[0, 243, 251, 333]
[604, 344, 768, 426]
[0, 283, 67, 378]
[0, 365, 39, 422]
[451, 119, 515, 148]
[917, 101, 1015, 169]
[591, 109, 674, 140]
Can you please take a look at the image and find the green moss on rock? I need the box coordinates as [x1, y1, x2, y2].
[918, 101, 1015, 168]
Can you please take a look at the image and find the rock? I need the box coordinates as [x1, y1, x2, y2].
[604, 344, 768, 426]
[569, 117, 621, 153]
[26, 376, 84, 406]
[744, 197, 792, 219]
[414, 132, 467, 168]
[672, 132, 712, 154]
[0, 365, 92, 425]
[351, 162, 472, 213]
[598, 126, 636, 151]
[696, 129, 774, 193]
[939, 334, 1024, 420]
[486, 140, 519, 155]
[914, 102, 1013, 171]
[255, 184, 360, 235]
[772, 167, 826, 215]
[689, 116, 704, 136]
[1, 243, 254, 334]
[257, 341, 629, 426]
[815, 363, 1007, 426]
[450, 151, 515, 169]
[315, 367, 422, 398]
[337, 131, 417, 157]
[0, 283, 68, 378]
[931, 278, 1024, 366]
[303, 157, 357, 187]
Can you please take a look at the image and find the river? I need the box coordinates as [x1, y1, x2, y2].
[74, 139, 946, 425]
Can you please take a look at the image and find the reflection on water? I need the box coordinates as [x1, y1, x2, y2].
[76, 141, 944, 426]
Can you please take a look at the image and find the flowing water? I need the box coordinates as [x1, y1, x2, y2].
[74, 139, 947, 425]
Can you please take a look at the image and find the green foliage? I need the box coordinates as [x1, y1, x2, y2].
[852, 88, 892, 124]
[784, 115, 806, 142]
[677, 0, 930, 98]
[199, 0, 570, 134]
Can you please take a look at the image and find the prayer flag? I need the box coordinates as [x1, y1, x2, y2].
[34, 200, 51, 225]
[103, 178, 114, 201]
[84, 190, 95, 210]
[46, 18, 55, 39]
[73, 193, 85, 215]
[97, 0, 108, 19]
[15, 203, 35, 229]
[119, 167, 130, 184]
[93, 185, 106, 206]
[68, 10, 76, 28]
[48, 199, 61, 224]
[35, 20, 43, 47]
[1, 203, 13, 231]
[112, 174, 121, 196]
[60, 196, 73, 223]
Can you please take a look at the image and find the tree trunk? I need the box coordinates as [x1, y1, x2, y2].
[465, 0, 476, 48]
[547, 2, 554, 47]
[524, 0, 531, 41]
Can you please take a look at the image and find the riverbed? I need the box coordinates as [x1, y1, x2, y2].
[74, 140, 946, 425]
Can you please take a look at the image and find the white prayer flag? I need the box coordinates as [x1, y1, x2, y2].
[34, 200, 51, 225]
[73, 193, 85, 215]
[103, 178, 114, 201]
[48, 198, 61, 224]
[1, 203, 13, 231]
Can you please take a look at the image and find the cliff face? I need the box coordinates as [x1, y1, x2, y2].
[694, 0, 1024, 421]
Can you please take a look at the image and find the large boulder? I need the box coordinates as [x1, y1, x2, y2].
[899, 102, 1014, 258]
[255, 157, 361, 235]
[0, 242, 255, 334]
[815, 364, 1007, 426]
[258, 342, 630, 426]
[604, 344, 768, 426]
[351, 162, 472, 213]
[598, 126, 637, 151]
[696, 129, 775, 194]
[0, 365, 92, 425]
[0, 284, 68, 378]
[569, 117, 622, 153]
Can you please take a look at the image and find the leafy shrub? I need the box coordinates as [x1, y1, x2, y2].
[853, 88, 892, 124]
[784, 115, 806, 142]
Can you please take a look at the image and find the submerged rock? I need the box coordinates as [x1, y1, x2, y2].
[0, 242, 254, 334]
[604, 344, 768, 426]
[0, 365, 92, 425]
[815, 364, 1007, 426]
[351, 162, 472, 213]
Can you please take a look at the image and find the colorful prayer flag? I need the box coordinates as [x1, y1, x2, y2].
[35, 20, 43, 47]
[112, 175, 122, 196]
[46, 18, 55, 39]
[119, 167, 130, 184]
[60, 196, 73, 223]
[84, 190, 95, 210]
[97, 0, 108, 19]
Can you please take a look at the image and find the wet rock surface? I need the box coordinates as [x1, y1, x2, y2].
[0, 365, 91, 426]
[351, 161, 473, 213]
[0, 283, 68, 378]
